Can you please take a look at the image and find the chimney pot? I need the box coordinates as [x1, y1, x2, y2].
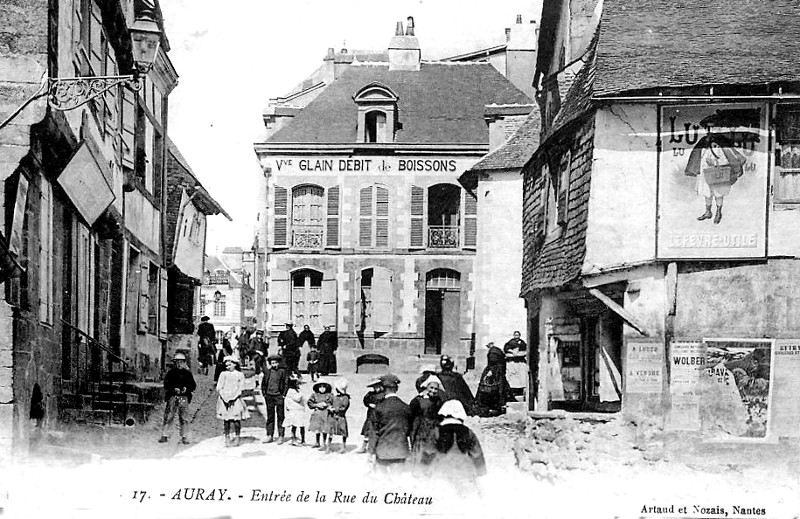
[505, 28, 511, 41]
[395, 21, 404, 36]
[406, 16, 415, 36]
[327, 47, 334, 57]
[516, 14, 522, 24]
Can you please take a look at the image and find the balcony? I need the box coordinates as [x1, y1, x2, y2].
[428, 225, 459, 249]
[292, 229, 324, 249]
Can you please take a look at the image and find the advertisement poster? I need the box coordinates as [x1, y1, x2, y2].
[771, 339, 800, 438]
[657, 103, 768, 259]
[624, 338, 663, 394]
[701, 339, 774, 440]
[667, 341, 704, 431]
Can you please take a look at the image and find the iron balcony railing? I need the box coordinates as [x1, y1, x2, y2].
[292, 228, 324, 249]
[428, 225, 460, 248]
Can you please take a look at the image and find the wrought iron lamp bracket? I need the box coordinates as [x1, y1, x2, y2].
[47, 75, 142, 111]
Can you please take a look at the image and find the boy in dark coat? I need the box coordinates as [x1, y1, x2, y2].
[159, 353, 197, 444]
[278, 323, 300, 374]
[261, 354, 288, 443]
[370, 374, 411, 470]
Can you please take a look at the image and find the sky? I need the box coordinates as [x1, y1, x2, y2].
[160, 0, 543, 254]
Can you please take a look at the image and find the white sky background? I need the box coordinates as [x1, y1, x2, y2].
[160, 0, 543, 254]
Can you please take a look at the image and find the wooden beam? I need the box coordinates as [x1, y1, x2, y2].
[588, 288, 650, 337]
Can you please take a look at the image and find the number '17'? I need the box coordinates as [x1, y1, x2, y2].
[132, 490, 147, 503]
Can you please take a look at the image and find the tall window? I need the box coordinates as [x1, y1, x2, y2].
[359, 184, 390, 248]
[148, 263, 159, 333]
[214, 294, 227, 317]
[292, 269, 322, 330]
[357, 267, 393, 333]
[427, 184, 460, 249]
[775, 105, 800, 203]
[291, 185, 324, 248]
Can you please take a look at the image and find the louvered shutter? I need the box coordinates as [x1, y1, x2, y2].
[410, 185, 424, 248]
[326, 185, 340, 247]
[359, 186, 372, 247]
[463, 192, 478, 249]
[273, 186, 288, 247]
[158, 268, 168, 339]
[354, 271, 362, 331]
[138, 260, 150, 333]
[375, 186, 389, 247]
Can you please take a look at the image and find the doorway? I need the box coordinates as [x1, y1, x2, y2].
[424, 269, 461, 355]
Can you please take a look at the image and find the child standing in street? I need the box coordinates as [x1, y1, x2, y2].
[326, 378, 350, 454]
[306, 344, 321, 381]
[357, 378, 383, 453]
[283, 373, 308, 446]
[216, 356, 250, 447]
[307, 381, 333, 448]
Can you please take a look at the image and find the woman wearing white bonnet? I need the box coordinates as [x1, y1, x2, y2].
[409, 373, 444, 468]
[429, 400, 486, 481]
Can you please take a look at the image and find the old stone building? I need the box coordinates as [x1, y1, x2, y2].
[254, 19, 531, 372]
[520, 0, 800, 442]
[199, 255, 255, 342]
[0, 0, 212, 456]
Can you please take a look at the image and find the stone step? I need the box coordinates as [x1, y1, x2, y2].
[59, 408, 113, 426]
[91, 401, 156, 425]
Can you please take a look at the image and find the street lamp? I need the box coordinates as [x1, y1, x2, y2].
[47, 11, 162, 111]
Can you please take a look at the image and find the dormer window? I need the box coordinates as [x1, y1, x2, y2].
[365, 111, 387, 143]
[354, 83, 398, 143]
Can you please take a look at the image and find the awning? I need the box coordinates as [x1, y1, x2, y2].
[57, 141, 115, 226]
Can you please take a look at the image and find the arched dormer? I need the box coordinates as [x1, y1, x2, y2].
[353, 83, 399, 143]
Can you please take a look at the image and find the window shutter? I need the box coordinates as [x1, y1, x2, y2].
[158, 268, 168, 339]
[557, 153, 570, 225]
[273, 186, 288, 247]
[270, 276, 290, 327]
[326, 185, 340, 247]
[410, 185, 424, 248]
[121, 89, 135, 168]
[138, 260, 149, 333]
[321, 278, 337, 328]
[464, 192, 478, 249]
[354, 272, 362, 332]
[375, 186, 389, 247]
[359, 186, 372, 247]
[372, 268, 393, 333]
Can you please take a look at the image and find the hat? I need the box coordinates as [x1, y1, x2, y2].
[267, 354, 282, 362]
[420, 375, 442, 388]
[313, 382, 332, 393]
[440, 355, 454, 370]
[439, 400, 468, 426]
[284, 322, 294, 327]
[173, 352, 187, 361]
[334, 378, 348, 392]
[200, 316, 210, 322]
[378, 373, 401, 388]
[366, 378, 383, 388]
[419, 364, 437, 374]
[255, 329, 265, 335]
[223, 355, 240, 365]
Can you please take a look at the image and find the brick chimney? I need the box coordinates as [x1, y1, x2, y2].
[388, 16, 420, 71]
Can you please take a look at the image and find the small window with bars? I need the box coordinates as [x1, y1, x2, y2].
[775, 105, 800, 204]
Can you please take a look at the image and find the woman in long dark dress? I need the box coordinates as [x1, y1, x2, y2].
[429, 400, 486, 488]
[409, 375, 444, 469]
[475, 344, 511, 417]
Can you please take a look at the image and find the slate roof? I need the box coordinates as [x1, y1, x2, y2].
[594, 0, 800, 96]
[469, 108, 542, 172]
[266, 62, 531, 144]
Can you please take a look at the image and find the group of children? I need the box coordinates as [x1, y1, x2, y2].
[214, 354, 348, 450]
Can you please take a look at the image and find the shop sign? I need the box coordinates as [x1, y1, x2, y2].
[624, 337, 663, 394]
[657, 103, 768, 259]
[57, 142, 115, 226]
